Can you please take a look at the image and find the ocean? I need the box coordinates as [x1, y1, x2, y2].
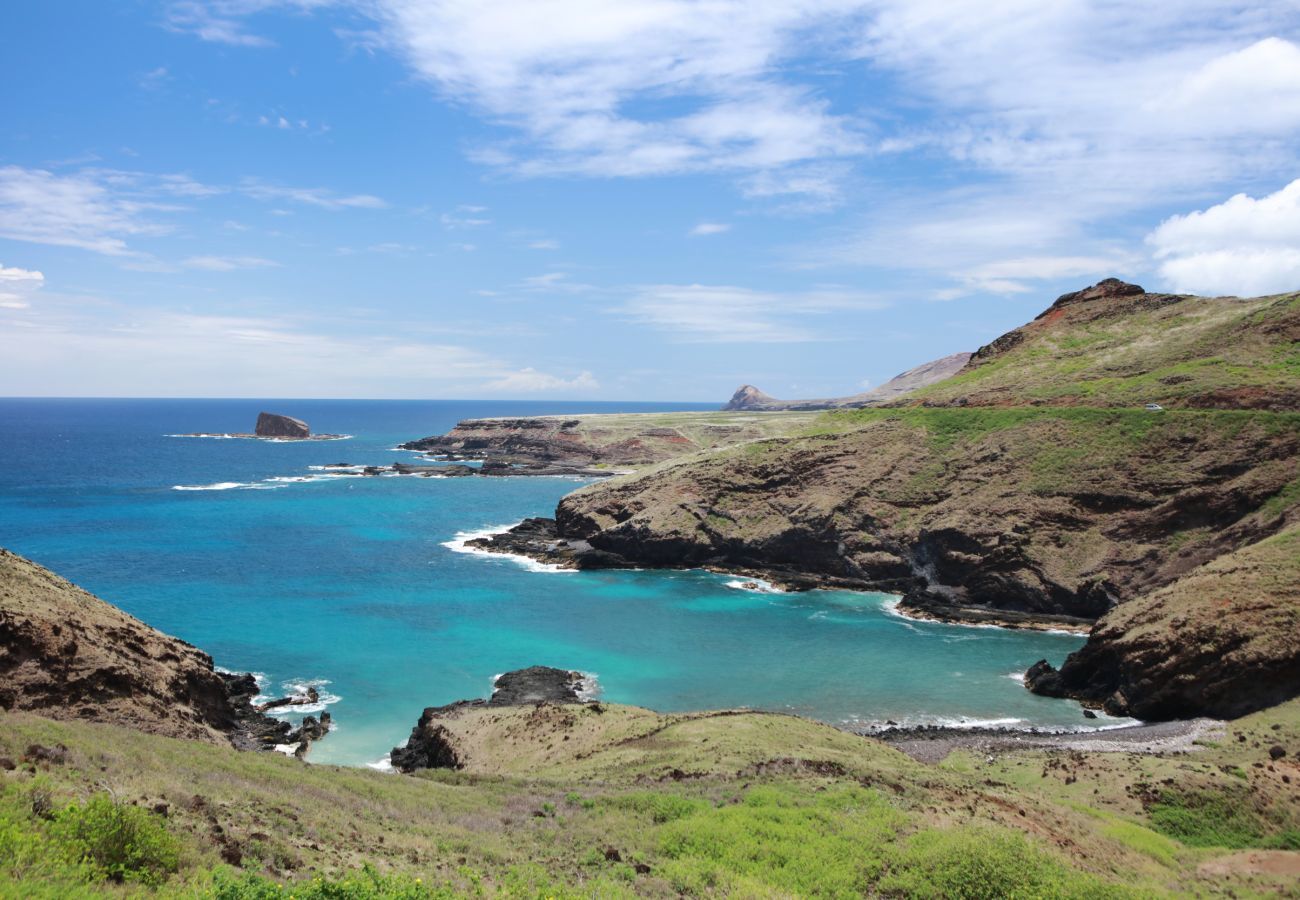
[0, 398, 1120, 767]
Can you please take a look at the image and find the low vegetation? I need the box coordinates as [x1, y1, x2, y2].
[3, 695, 1299, 897]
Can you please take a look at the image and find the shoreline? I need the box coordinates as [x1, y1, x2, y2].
[876, 716, 1225, 764]
[459, 519, 1098, 634]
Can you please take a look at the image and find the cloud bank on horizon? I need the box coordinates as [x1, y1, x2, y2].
[1, 0, 1298, 399]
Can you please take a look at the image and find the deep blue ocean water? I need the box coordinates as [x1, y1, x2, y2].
[0, 398, 1119, 766]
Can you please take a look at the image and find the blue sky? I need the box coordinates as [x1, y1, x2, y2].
[3, 1, 1300, 400]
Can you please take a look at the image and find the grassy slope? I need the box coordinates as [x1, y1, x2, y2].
[4, 699, 1299, 897]
[904, 291, 1300, 409]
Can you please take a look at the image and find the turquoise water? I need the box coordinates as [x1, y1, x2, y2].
[0, 398, 1114, 766]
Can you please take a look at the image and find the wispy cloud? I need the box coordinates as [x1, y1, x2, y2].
[439, 205, 492, 229]
[689, 222, 731, 237]
[484, 368, 598, 393]
[0, 302, 600, 398]
[0, 165, 168, 255]
[519, 271, 594, 293]
[182, 255, 281, 271]
[241, 179, 387, 210]
[622, 283, 885, 343]
[1148, 179, 1300, 296]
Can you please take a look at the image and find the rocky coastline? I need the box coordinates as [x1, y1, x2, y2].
[0, 547, 330, 758]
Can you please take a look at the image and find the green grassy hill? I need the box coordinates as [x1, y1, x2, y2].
[905, 281, 1300, 410]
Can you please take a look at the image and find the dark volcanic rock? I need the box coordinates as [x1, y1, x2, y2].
[464, 517, 637, 570]
[255, 412, 310, 438]
[490, 666, 587, 705]
[1033, 278, 1145, 319]
[389, 703, 473, 772]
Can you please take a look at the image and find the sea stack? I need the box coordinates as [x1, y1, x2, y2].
[255, 412, 310, 438]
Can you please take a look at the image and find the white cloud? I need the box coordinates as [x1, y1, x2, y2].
[369, 0, 866, 181]
[1148, 180, 1300, 296]
[1158, 38, 1300, 136]
[519, 271, 594, 293]
[623, 283, 884, 342]
[0, 166, 168, 255]
[484, 368, 599, 393]
[949, 254, 1137, 297]
[0, 263, 44, 310]
[241, 179, 387, 209]
[527, 239, 560, 250]
[689, 222, 731, 236]
[439, 206, 492, 228]
[163, 0, 333, 47]
[182, 255, 281, 271]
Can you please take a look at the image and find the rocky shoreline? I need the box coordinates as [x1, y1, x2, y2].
[322, 461, 616, 479]
[459, 518, 1098, 632]
[875, 717, 1226, 764]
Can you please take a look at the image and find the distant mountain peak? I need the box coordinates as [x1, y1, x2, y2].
[724, 385, 780, 410]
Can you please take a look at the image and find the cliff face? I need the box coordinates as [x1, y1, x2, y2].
[553, 409, 1300, 621]
[0, 548, 284, 748]
[1026, 527, 1300, 720]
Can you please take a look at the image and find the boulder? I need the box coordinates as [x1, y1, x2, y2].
[255, 412, 310, 438]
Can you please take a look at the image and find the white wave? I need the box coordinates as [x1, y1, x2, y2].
[164, 433, 352, 441]
[575, 671, 601, 702]
[1005, 671, 1027, 683]
[722, 577, 783, 593]
[172, 481, 254, 491]
[850, 711, 1141, 735]
[442, 523, 577, 574]
[272, 743, 299, 756]
[366, 755, 395, 773]
[257, 678, 342, 717]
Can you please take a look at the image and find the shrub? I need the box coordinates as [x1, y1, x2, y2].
[48, 793, 180, 886]
[657, 784, 904, 897]
[879, 827, 1125, 899]
[1147, 788, 1265, 849]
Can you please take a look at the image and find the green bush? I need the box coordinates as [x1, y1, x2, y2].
[607, 791, 707, 824]
[48, 793, 180, 886]
[1147, 788, 1264, 849]
[879, 827, 1124, 899]
[657, 784, 904, 897]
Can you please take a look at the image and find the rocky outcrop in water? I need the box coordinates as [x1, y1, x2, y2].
[255, 412, 310, 438]
[390, 666, 590, 773]
[0, 547, 291, 750]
